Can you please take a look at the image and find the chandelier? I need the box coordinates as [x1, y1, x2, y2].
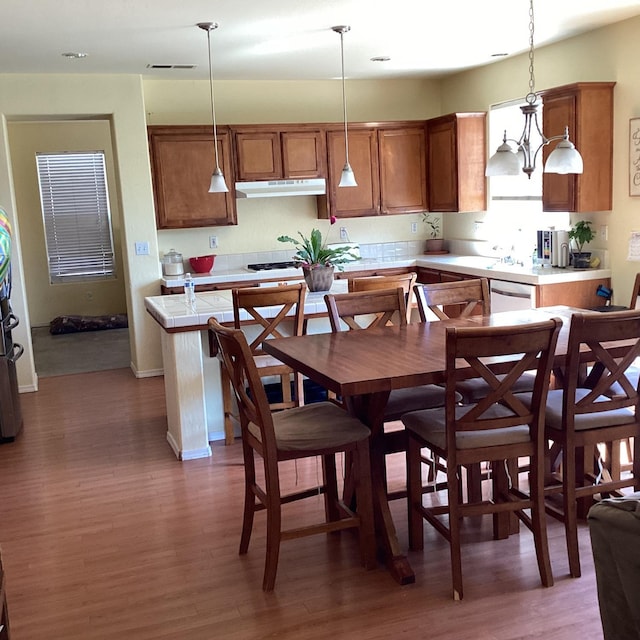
[485, 0, 583, 180]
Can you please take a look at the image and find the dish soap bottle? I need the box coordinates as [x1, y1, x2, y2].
[184, 273, 196, 309]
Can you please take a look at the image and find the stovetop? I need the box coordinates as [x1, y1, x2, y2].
[247, 261, 297, 271]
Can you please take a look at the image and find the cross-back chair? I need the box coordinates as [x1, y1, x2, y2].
[348, 272, 418, 322]
[209, 318, 376, 591]
[536, 310, 640, 578]
[219, 283, 307, 444]
[402, 317, 561, 600]
[414, 278, 490, 322]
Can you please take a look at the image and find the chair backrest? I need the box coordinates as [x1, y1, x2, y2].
[566, 310, 640, 419]
[209, 318, 278, 454]
[232, 283, 306, 356]
[443, 318, 561, 457]
[414, 278, 491, 322]
[324, 288, 408, 332]
[349, 272, 417, 322]
[629, 273, 640, 310]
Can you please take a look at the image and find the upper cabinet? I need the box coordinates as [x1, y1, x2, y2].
[233, 125, 325, 181]
[426, 112, 487, 212]
[320, 122, 427, 218]
[148, 126, 237, 229]
[540, 82, 615, 212]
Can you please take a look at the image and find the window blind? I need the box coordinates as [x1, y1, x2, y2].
[36, 151, 116, 283]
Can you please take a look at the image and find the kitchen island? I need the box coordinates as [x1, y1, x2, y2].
[146, 254, 611, 460]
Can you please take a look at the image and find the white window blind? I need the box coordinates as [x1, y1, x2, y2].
[36, 151, 116, 283]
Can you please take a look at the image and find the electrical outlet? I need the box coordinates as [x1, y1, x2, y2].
[339, 227, 348, 241]
[134, 241, 149, 255]
[600, 225, 608, 241]
[411, 222, 418, 234]
[209, 235, 218, 249]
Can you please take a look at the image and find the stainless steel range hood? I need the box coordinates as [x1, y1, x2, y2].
[235, 178, 326, 198]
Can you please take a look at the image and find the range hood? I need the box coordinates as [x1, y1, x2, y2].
[235, 178, 326, 198]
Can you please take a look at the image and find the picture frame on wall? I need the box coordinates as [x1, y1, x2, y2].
[630, 117, 640, 196]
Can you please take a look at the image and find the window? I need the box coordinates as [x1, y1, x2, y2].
[36, 151, 116, 283]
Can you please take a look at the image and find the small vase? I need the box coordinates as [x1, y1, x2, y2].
[302, 264, 335, 292]
[425, 238, 445, 253]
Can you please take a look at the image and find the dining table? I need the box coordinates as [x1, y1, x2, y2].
[263, 305, 590, 585]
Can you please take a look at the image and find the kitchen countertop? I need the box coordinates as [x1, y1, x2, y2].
[149, 254, 611, 331]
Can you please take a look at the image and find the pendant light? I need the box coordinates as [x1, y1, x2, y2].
[332, 25, 357, 188]
[197, 22, 229, 193]
[485, 0, 583, 179]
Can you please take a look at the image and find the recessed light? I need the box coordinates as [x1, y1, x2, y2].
[62, 52, 88, 59]
[370, 56, 391, 63]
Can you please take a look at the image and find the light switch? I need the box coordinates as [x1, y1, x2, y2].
[135, 241, 150, 255]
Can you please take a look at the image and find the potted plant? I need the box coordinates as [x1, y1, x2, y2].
[568, 220, 595, 269]
[277, 217, 359, 292]
[422, 213, 445, 253]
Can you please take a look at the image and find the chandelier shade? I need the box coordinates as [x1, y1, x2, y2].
[197, 22, 229, 194]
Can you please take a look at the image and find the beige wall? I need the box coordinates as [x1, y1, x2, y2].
[439, 14, 640, 301]
[7, 120, 127, 326]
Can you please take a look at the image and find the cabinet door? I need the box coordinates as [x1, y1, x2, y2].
[149, 126, 237, 229]
[281, 130, 325, 178]
[379, 126, 427, 214]
[541, 93, 577, 212]
[427, 118, 458, 211]
[325, 129, 380, 218]
[235, 131, 282, 181]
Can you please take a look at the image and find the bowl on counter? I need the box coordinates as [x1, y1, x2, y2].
[189, 255, 216, 273]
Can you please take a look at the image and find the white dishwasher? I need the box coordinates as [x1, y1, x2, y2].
[489, 279, 536, 312]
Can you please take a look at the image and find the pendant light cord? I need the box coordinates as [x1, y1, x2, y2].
[526, 0, 536, 105]
[205, 26, 222, 172]
[339, 29, 350, 166]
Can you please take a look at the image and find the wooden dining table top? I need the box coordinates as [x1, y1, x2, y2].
[263, 306, 578, 398]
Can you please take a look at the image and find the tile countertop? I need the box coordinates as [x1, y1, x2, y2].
[146, 279, 350, 330]
[148, 254, 612, 330]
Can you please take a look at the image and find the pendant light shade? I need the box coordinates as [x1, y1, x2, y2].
[485, 0, 583, 180]
[197, 22, 229, 194]
[332, 25, 357, 188]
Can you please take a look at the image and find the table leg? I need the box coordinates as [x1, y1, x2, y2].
[347, 391, 416, 586]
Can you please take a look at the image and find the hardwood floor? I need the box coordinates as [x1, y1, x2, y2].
[0, 369, 605, 639]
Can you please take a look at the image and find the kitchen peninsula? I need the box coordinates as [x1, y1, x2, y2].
[145, 255, 610, 460]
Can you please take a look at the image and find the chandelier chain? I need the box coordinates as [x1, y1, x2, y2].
[527, 0, 536, 102]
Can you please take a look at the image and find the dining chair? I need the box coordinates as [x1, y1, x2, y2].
[402, 317, 561, 600]
[209, 318, 376, 591]
[530, 310, 640, 579]
[414, 279, 536, 404]
[219, 283, 307, 444]
[348, 272, 418, 322]
[324, 288, 454, 499]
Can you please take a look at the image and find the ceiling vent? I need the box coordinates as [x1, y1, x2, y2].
[146, 64, 197, 70]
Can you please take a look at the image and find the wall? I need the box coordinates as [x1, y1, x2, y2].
[439, 15, 640, 303]
[7, 120, 127, 326]
[144, 78, 442, 257]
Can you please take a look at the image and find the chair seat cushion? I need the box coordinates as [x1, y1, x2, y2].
[401, 403, 530, 450]
[454, 371, 536, 404]
[384, 385, 457, 421]
[249, 402, 370, 452]
[517, 389, 636, 432]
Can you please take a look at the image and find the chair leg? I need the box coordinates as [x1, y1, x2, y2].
[530, 455, 554, 588]
[407, 435, 424, 551]
[563, 443, 582, 578]
[239, 442, 257, 555]
[221, 366, 235, 445]
[354, 439, 377, 570]
[322, 454, 340, 523]
[262, 458, 283, 592]
[492, 461, 510, 540]
[447, 463, 464, 601]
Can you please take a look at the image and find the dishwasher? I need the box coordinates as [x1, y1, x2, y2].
[489, 279, 536, 312]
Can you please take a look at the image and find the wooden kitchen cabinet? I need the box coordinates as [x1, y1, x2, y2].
[536, 278, 610, 308]
[148, 126, 237, 228]
[320, 122, 427, 218]
[540, 82, 615, 212]
[233, 125, 325, 181]
[426, 112, 486, 212]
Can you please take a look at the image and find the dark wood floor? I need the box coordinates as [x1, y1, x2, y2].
[0, 369, 604, 639]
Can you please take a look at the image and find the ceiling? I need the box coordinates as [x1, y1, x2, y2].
[2, 0, 640, 81]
